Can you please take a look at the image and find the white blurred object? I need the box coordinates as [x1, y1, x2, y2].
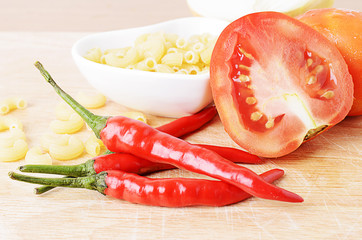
[187, 0, 334, 21]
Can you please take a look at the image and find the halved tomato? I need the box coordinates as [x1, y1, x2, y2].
[210, 12, 353, 158]
[298, 8, 362, 116]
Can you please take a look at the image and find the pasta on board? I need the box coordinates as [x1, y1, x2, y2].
[85, 135, 104, 157]
[0, 116, 23, 131]
[48, 135, 84, 161]
[25, 146, 52, 165]
[0, 128, 26, 148]
[76, 92, 106, 109]
[50, 113, 84, 134]
[0, 139, 28, 162]
[0, 97, 27, 115]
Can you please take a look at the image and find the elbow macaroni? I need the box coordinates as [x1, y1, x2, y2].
[50, 113, 84, 134]
[51, 103, 84, 134]
[85, 32, 216, 75]
[85, 135, 104, 157]
[0, 116, 23, 131]
[44, 134, 84, 161]
[25, 146, 52, 165]
[0, 139, 28, 162]
[0, 128, 26, 147]
[120, 111, 147, 124]
[0, 119, 27, 162]
[0, 97, 27, 115]
[76, 92, 106, 109]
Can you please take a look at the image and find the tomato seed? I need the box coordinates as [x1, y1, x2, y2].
[238, 47, 254, 60]
[320, 90, 335, 99]
[239, 74, 250, 82]
[314, 65, 324, 73]
[307, 58, 313, 67]
[250, 112, 263, 121]
[307, 76, 317, 85]
[265, 119, 275, 129]
[246, 97, 257, 105]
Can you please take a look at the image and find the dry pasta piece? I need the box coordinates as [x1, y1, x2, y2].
[139, 35, 166, 62]
[85, 135, 104, 157]
[199, 33, 215, 45]
[76, 92, 106, 109]
[0, 97, 27, 115]
[134, 33, 151, 46]
[0, 139, 28, 162]
[41, 133, 70, 152]
[49, 135, 84, 161]
[166, 47, 178, 54]
[175, 37, 188, 49]
[120, 111, 147, 124]
[182, 64, 201, 75]
[191, 42, 205, 53]
[0, 116, 23, 131]
[176, 69, 188, 74]
[50, 113, 84, 134]
[184, 50, 200, 64]
[103, 48, 140, 68]
[156, 64, 175, 73]
[0, 128, 26, 147]
[164, 33, 178, 47]
[104, 47, 130, 56]
[161, 52, 183, 67]
[84, 48, 103, 63]
[135, 57, 157, 71]
[200, 45, 214, 65]
[55, 103, 75, 121]
[25, 146, 52, 165]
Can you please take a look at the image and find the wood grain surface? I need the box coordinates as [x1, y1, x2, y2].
[0, 1, 361, 240]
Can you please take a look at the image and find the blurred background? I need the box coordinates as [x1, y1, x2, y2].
[0, 0, 360, 31]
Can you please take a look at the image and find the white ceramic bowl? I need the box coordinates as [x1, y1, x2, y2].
[71, 17, 229, 118]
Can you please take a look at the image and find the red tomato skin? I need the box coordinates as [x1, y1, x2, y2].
[210, 12, 353, 158]
[298, 8, 362, 116]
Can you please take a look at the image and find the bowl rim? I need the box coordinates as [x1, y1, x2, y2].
[71, 17, 230, 81]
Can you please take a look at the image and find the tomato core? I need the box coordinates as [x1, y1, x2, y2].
[229, 39, 338, 134]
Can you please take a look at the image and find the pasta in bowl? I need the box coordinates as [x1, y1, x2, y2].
[72, 17, 229, 117]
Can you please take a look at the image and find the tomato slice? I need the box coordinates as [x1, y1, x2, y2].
[210, 12, 353, 158]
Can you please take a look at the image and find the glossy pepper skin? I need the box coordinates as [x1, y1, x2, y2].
[100, 117, 303, 203]
[156, 105, 217, 137]
[156, 106, 262, 164]
[104, 169, 284, 207]
[35, 61, 303, 203]
[9, 169, 284, 207]
[156, 105, 261, 164]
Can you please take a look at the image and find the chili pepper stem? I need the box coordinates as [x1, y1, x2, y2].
[34, 176, 75, 194]
[19, 160, 96, 177]
[9, 171, 108, 193]
[34, 61, 108, 138]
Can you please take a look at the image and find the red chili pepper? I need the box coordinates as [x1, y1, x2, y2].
[9, 169, 284, 207]
[20, 153, 174, 177]
[156, 105, 217, 137]
[195, 144, 261, 164]
[20, 147, 255, 179]
[35, 62, 303, 203]
[156, 106, 262, 164]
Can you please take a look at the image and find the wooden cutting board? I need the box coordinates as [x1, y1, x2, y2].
[0, 32, 361, 240]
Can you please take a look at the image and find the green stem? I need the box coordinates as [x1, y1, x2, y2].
[19, 160, 96, 177]
[34, 61, 108, 138]
[9, 171, 108, 194]
[34, 176, 74, 194]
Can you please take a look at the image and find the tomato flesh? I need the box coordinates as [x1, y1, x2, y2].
[210, 12, 353, 157]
